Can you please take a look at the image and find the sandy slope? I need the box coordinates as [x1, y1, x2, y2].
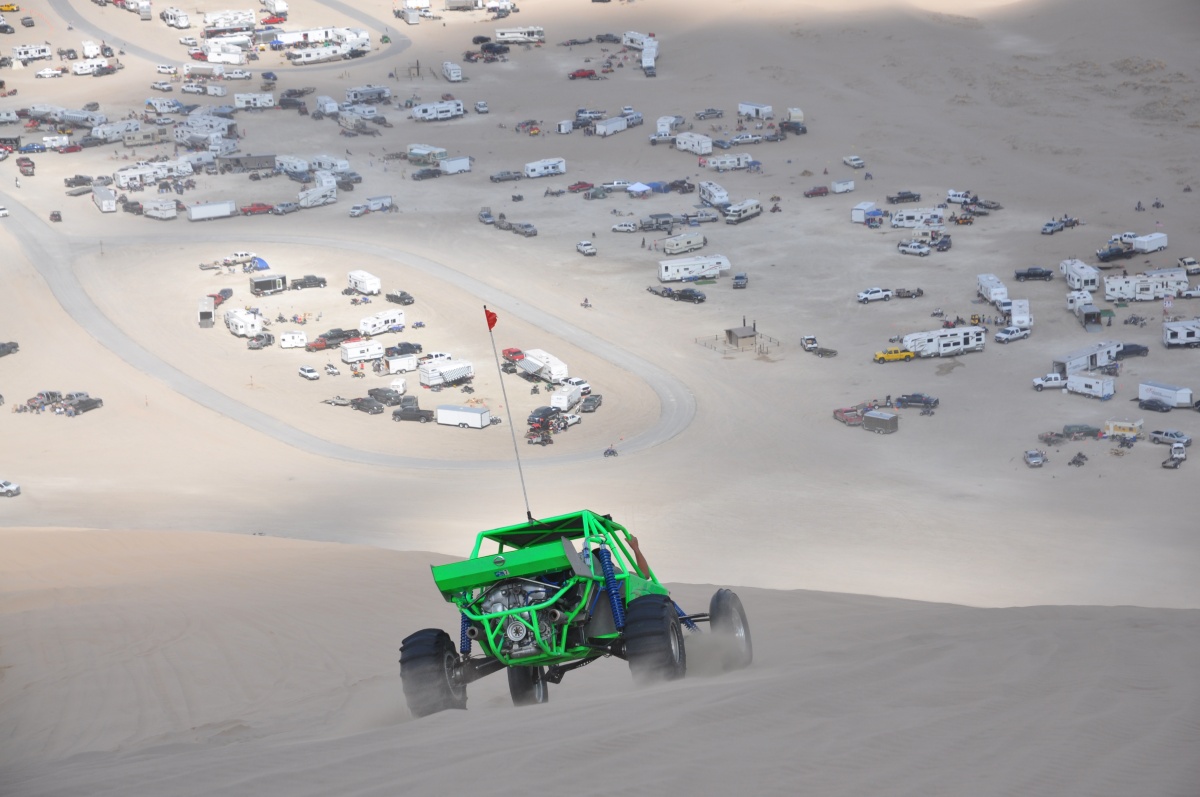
[2, 529, 1199, 797]
[2, 0, 1200, 791]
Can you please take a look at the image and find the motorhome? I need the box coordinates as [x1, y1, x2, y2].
[658, 254, 732, 282]
[723, 199, 763, 225]
[523, 157, 566, 178]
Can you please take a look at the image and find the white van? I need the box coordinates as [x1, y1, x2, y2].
[156, 64, 178, 74]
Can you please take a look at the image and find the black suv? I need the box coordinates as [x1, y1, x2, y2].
[412, 168, 441, 181]
[71, 396, 104, 413]
[527, 406, 561, 428]
[1015, 267, 1053, 282]
[290, 275, 327, 290]
[1115, 343, 1149, 359]
[481, 42, 510, 54]
[673, 288, 706, 304]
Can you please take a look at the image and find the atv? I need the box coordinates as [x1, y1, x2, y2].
[399, 509, 752, 716]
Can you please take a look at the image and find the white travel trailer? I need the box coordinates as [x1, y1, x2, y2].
[12, 44, 53, 61]
[310, 154, 350, 173]
[345, 85, 391, 103]
[495, 26, 545, 42]
[901, 326, 987, 358]
[234, 93, 275, 109]
[410, 100, 465, 121]
[621, 31, 654, 49]
[1059, 258, 1100, 292]
[658, 254, 732, 282]
[737, 102, 773, 119]
[348, 270, 382, 295]
[707, 153, 754, 172]
[358, 309, 406, 336]
[674, 131, 712, 155]
[661, 230, 707, 255]
[698, 181, 729, 207]
[279, 331, 308, 349]
[1163, 320, 1200, 349]
[441, 61, 463, 82]
[340, 340, 385, 364]
[224, 308, 264, 337]
[524, 157, 566, 178]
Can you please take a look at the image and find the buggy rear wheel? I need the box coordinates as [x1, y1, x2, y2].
[624, 595, 686, 684]
[709, 589, 753, 671]
[399, 628, 467, 717]
[507, 666, 550, 706]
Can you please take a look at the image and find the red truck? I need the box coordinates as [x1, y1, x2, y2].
[568, 69, 597, 80]
[240, 202, 274, 215]
[16, 156, 35, 177]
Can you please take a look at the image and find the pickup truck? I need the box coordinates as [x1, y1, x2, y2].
[391, 406, 433, 423]
[386, 290, 415, 305]
[1177, 256, 1199, 275]
[673, 288, 706, 304]
[695, 108, 724, 119]
[803, 186, 829, 198]
[290, 275, 327, 290]
[732, 273, 748, 289]
[1041, 220, 1064, 235]
[1032, 373, 1067, 391]
[1096, 245, 1137, 263]
[843, 155, 865, 169]
[1149, 430, 1192, 446]
[897, 242, 930, 257]
[568, 69, 597, 80]
[874, 347, 914, 363]
[576, 241, 597, 256]
[857, 287, 892, 303]
[730, 133, 762, 145]
[489, 171, 522, 183]
[886, 191, 921, 204]
[648, 132, 676, 145]
[1015, 267, 1053, 282]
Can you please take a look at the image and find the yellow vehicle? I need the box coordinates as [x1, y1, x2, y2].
[0, 4, 20, 11]
[873, 347, 914, 363]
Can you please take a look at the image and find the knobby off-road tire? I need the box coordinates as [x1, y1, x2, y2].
[709, 589, 753, 671]
[624, 595, 686, 685]
[399, 629, 467, 717]
[507, 666, 550, 707]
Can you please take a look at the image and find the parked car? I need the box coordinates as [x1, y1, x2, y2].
[0, 479, 20, 497]
[1138, 398, 1172, 413]
[478, 208, 495, 224]
[730, 133, 762, 145]
[803, 186, 828, 198]
[412, 168, 440, 181]
[695, 108, 724, 120]
[35, 68, 64, 79]
[490, 171, 522, 183]
[57, 144, 82, 154]
[712, 139, 732, 150]
[474, 101, 489, 114]
[1023, 449, 1046, 468]
[298, 366, 319, 380]
[1149, 430, 1191, 446]
[271, 202, 299, 215]
[580, 394, 603, 412]
[367, 388, 406, 406]
[1041, 220, 1064, 235]
[611, 221, 637, 233]
[857, 287, 892, 304]
[247, 333, 275, 350]
[568, 181, 594, 193]
[150, 81, 174, 92]
[576, 241, 597, 256]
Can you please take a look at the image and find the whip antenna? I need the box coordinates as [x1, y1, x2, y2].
[483, 306, 533, 519]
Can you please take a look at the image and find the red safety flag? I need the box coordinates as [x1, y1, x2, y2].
[484, 308, 498, 330]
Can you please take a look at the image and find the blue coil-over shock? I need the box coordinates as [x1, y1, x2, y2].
[595, 547, 626, 630]
[459, 612, 472, 655]
[675, 602, 699, 632]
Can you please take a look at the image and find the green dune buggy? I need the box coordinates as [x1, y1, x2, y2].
[400, 509, 752, 715]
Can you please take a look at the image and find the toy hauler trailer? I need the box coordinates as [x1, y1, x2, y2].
[224, 308, 263, 337]
[1138, 381, 1193, 407]
[143, 199, 178, 220]
[250, 274, 288, 296]
[420, 360, 475, 387]
[495, 26, 545, 42]
[517, 349, 568, 384]
[901, 326, 987, 358]
[1163, 320, 1200, 349]
[658, 254, 731, 282]
[187, 200, 238, 221]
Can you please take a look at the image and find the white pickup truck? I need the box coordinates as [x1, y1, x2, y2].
[1032, 373, 1067, 392]
[897, 242, 930, 257]
[857, 287, 893, 303]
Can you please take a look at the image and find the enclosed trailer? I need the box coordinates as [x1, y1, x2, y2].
[436, 404, 491, 429]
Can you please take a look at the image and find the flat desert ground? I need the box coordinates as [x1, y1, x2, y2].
[2, 0, 1200, 793]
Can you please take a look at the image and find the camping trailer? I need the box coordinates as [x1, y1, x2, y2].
[658, 254, 732, 282]
[523, 158, 566, 178]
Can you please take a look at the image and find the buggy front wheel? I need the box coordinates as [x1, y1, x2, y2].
[507, 666, 550, 707]
[624, 595, 686, 684]
[709, 589, 753, 671]
[399, 628, 467, 717]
